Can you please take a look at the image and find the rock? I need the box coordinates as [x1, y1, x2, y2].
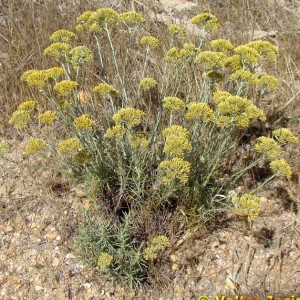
[52, 257, 60, 267]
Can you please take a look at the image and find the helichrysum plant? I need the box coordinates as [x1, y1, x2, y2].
[6, 7, 297, 288]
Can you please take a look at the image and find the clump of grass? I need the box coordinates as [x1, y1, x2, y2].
[3, 7, 298, 287]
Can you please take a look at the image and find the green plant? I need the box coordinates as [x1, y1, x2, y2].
[4, 8, 298, 287]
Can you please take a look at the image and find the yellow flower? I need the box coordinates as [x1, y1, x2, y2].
[18, 100, 37, 111]
[21, 69, 38, 81]
[256, 75, 279, 91]
[58, 138, 82, 157]
[140, 35, 160, 49]
[272, 128, 298, 144]
[246, 40, 279, 62]
[9, 110, 30, 129]
[159, 157, 191, 184]
[105, 125, 124, 138]
[143, 246, 159, 261]
[232, 194, 260, 221]
[164, 47, 182, 64]
[69, 46, 93, 67]
[139, 77, 157, 91]
[216, 115, 231, 128]
[0, 141, 10, 155]
[163, 125, 192, 157]
[162, 97, 185, 111]
[43, 42, 70, 59]
[143, 235, 169, 261]
[112, 107, 144, 128]
[255, 136, 281, 159]
[225, 54, 242, 70]
[54, 80, 78, 97]
[39, 111, 57, 125]
[179, 43, 198, 60]
[88, 8, 118, 29]
[190, 13, 221, 31]
[97, 252, 113, 271]
[93, 83, 119, 96]
[169, 23, 186, 36]
[229, 70, 257, 84]
[76, 11, 94, 31]
[50, 29, 77, 43]
[185, 102, 216, 122]
[234, 45, 262, 64]
[195, 51, 227, 68]
[44, 67, 65, 79]
[74, 114, 94, 131]
[270, 158, 292, 180]
[210, 39, 234, 52]
[118, 11, 145, 27]
[130, 133, 149, 149]
[213, 90, 232, 104]
[24, 138, 46, 155]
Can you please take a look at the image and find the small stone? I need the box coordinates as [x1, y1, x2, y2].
[34, 285, 44, 292]
[52, 257, 60, 267]
[4, 225, 14, 233]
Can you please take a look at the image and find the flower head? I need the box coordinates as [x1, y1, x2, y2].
[76, 11, 94, 31]
[270, 158, 292, 180]
[18, 100, 37, 111]
[112, 107, 144, 128]
[39, 111, 57, 125]
[143, 235, 169, 261]
[0, 141, 10, 155]
[229, 70, 257, 84]
[130, 133, 149, 149]
[97, 252, 113, 271]
[190, 13, 221, 31]
[179, 43, 198, 60]
[119, 11, 145, 28]
[255, 136, 281, 159]
[58, 138, 82, 157]
[54, 80, 78, 97]
[9, 110, 30, 129]
[93, 83, 119, 97]
[195, 51, 227, 68]
[139, 77, 157, 91]
[246, 40, 279, 62]
[272, 128, 298, 144]
[234, 45, 262, 64]
[225, 54, 243, 70]
[69, 46, 93, 67]
[256, 75, 279, 91]
[164, 47, 182, 64]
[185, 102, 216, 122]
[24, 138, 46, 155]
[232, 194, 260, 221]
[162, 97, 185, 111]
[43, 42, 70, 59]
[211, 39, 234, 52]
[88, 8, 118, 30]
[50, 29, 77, 43]
[74, 114, 94, 131]
[140, 36, 159, 49]
[169, 23, 186, 36]
[105, 125, 124, 139]
[159, 157, 191, 184]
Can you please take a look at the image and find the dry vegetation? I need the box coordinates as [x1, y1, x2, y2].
[0, 0, 300, 299]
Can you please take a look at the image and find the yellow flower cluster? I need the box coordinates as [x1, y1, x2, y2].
[54, 80, 78, 97]
[130, 133, 149, 149]
[24, 138, 46, 155]
[21, 67, 65, 88]
[39, 111, 57, 125]
[97, 252, 113, 271]
[76, 11, 94, 31]
[143, 235, 169, 261]
[0, 141, 10, 155]
[112, 107, 144, 128]
[232, 194, 260, 221]
[214, 92, 266, 128]
[162, 97, 185, 111]
[246, 40, 279, 62]
[179, 43, 198, 60]
[270, 158, 292, 180]
[164, 47, 182, 64]
[229, 70, 257, 84]
[140, 35, 160, 49]
[9, 110, 30, 129]
[190, 13, 221, 31]
[225, 54, 242, 71]
[256, 75, 279, 91]
[185, 102, 216, 122]
[255, 136, 281, 159]
[18, 100, 37, 111]
[50, 29, 77, 43]
[159, 157, 191, 184]
[272, 128, 298, 144]
[139, 77, 157, 91]
[163, 125, 192, 157]
[58, 138, 82, 157]
[105, 125, 124, 139]
[234, 45, 262, 64]
[43, 42, 70, 59]
[93, 83, 119, 96]
[74, 114, 94, 131]
[118, 11, 145, 28]
[69, 46, 93, 67]
[169, 23, 186, 36]
[87, 8, 119, 31]
[195, 51, 227, 68]
[211, 39, 234, 52]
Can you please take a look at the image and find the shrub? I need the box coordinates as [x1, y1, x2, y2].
[4, 8, 297, 287]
